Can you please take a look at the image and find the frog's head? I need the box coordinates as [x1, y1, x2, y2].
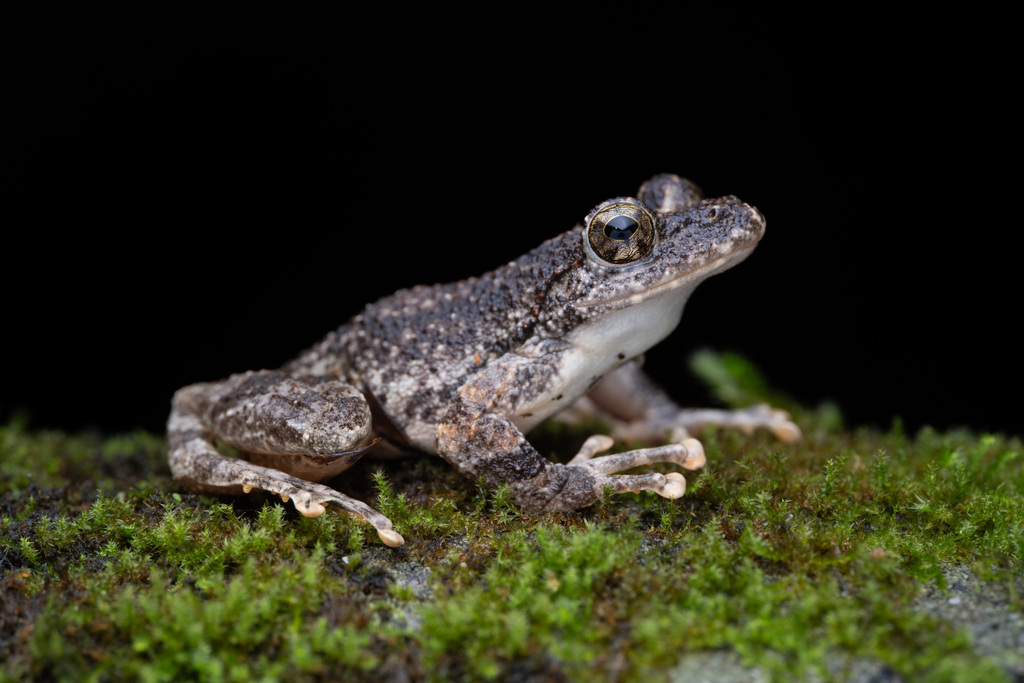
[558, 174, 765, 357]
[575, 174, 765, 312]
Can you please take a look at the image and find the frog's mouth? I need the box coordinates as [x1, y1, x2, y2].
[580, 242, 758, 309]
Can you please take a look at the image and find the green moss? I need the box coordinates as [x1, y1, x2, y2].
[0, 413, 166, 497]
[1, 353, 1022, 681]
[419, 523, 640, 678]
[28, 554, 380, 681]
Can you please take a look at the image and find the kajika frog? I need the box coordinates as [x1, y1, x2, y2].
[167, 174, 799, 547]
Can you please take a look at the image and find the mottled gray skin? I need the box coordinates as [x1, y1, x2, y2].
[168, 174, 799, 547]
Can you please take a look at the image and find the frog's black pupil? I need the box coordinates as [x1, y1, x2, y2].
[604, 215, 639, 241]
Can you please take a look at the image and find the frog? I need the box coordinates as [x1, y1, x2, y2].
[167, 173, 799, 547]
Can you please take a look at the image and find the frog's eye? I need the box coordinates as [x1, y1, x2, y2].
[586, 201, 656, 265]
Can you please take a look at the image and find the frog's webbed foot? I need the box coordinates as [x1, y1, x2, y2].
[505, 435, 707, 514]
[568, 434, 706, 499]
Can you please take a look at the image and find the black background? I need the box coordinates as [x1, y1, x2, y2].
[5, 13, 1019, 439]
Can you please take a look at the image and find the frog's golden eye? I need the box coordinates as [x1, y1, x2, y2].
[586, 202, 656, 265]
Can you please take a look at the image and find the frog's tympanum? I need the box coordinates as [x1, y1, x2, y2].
[168, 174, 799, 546]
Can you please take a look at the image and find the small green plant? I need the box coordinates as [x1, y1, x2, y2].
[17, 537, 40, 566]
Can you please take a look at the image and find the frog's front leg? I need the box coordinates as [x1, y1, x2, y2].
[435, 355, 706, 513]
[167, 370, 404, 547]
[584, 360, 802, 444]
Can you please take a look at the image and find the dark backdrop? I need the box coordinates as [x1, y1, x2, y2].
[6, 15, 1018, 438]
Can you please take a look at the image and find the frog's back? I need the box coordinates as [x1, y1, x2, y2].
[283, 230, 583, 434]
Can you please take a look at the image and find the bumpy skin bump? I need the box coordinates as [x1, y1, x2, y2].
[167, 174, 800, 546]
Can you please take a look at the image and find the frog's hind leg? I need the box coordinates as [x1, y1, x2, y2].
[167, 371, 404, 547]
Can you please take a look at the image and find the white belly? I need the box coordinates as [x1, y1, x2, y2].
[511, 284, 694, 433]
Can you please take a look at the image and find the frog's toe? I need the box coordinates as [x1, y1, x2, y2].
[314, 490, 405, 547]
[743, 405, 802, 443]
[597, 470, 687, 499]
[659, 472, 686, 498]
[377, 528, 405, 547]
[772, 420, 802, 444]
[293, 495, 327, 518]
[679, 438, 706, 470]
[566, 434, 615, 465]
